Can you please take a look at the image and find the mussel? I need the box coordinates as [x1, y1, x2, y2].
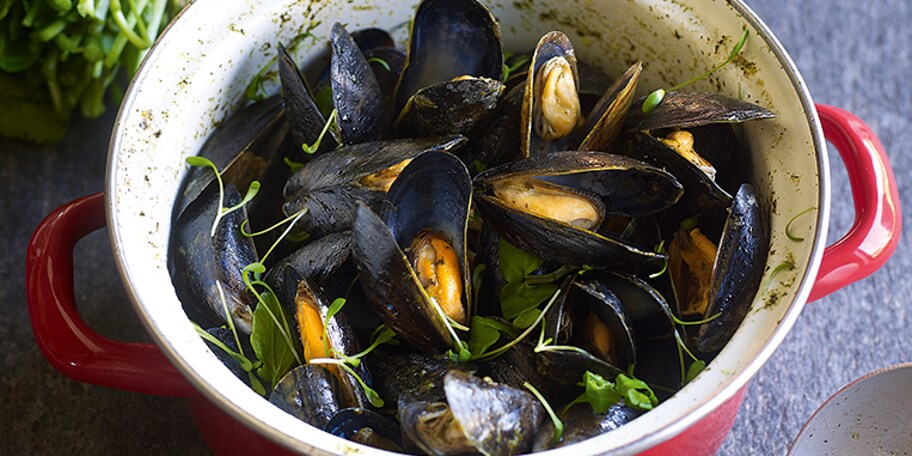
[352, 151, 473, 353]
[474, 151, 682, 271]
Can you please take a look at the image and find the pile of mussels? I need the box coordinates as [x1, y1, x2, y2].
[168, 0, 774, 454]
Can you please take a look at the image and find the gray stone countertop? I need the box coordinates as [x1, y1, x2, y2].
[1, 0, 909, 454]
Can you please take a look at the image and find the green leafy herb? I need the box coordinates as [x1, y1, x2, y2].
[342, 325, 398, 366]
[498, 240, 570, 321]
[467, 316, 518, 358]
[568, 371, 659, 413]
[512, 308, 542, 329]
[786, 207, 816, 242]
[474, 288, 563, 362]
[502, 52, 532, 81]
[250, 288, 299, 389]
[685, 359, 706, 384]
[524, 382, 563, 443]
[0, 0, 179, 143]
[641, 28, 750, 113]
[192, 321, 267, 396]
[284, 157, 305, 173]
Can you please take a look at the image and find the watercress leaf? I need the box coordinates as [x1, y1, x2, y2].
[501, 281, 559, 319]
[250, 291, 297, 388]
[499, 239, 545, 283]
[616, 373, 659, 411]
[185, 155, 215, 168]
[641, 88, 665, 113]
[284, 157, 305, 173]
[468, 316, 502, 357]
[513, 308, 541, 329]
[583, 371, 621, 414]
[685, 360, 706, 384]
[327, 297, 346, 321]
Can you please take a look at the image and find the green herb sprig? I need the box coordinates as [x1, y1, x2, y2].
[565, 370, 659, 413]
[641, 28, 750, 113]
[524, 382, 564, 443]
[184, 156, 261, 238]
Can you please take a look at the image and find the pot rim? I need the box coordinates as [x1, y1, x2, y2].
[105, 0, 830, 454]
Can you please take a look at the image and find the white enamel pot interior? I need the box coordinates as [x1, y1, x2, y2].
[107, 0, 827, 454]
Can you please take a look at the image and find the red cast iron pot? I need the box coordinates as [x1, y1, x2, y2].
[25, 0, 901, 454]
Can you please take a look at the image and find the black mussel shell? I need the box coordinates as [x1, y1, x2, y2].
[695, 183, 769, 354]
[625, 91, 776, 132]
[352, 151, 473, 353]
[173, 96, 286, 221]
[331, 23, 390, 144]
[395, 77, 505, 137]
[269, 365, 353, 429]
[374, 353, 460, 405]
[278, 43, 337, 151]
[443, 370, 543, 456]
[533, 403, 640, 450]
[283, 135, 466, 236]
[264, 230, 352, 309]
[618, 131, 732, 216]
[169, 185, 258, 332]
[363, 47, 407, 114]
[204, 328, 256, 384]
[350, 28, 395, 52]
[324, 408, 404, 452]
[395, 0, 504, 111]
[571, 277, 638, 371]
[399, 396, 476, 456]
[577, 61, 642, 153]
[467, 84, 525, 169]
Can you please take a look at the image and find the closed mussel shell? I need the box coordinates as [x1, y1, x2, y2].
[331, 23, 390, 144]
[351, 151, 472, 353]
[625, 90, 776, 132]
[533, 403, 640, 450]
[269, 365, 353, 429]
[169, 185, 258, 333]
[324, 408, 404, 452]
[264, 230, 352, 309]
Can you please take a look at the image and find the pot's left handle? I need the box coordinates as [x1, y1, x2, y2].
[26, 193, 197, 397]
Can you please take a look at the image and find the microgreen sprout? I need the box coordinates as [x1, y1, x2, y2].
[765, 261, 796, 290]
[242, 263, 303, 366]
[185, 155, 261, 238]
[524, 382, 563, 443]
[502, 52, 532, 81]
[367, 57, 391, 72]
[786, 207, 816, 242]
[302, 109, 338, 155]
[642, 28, 750, 113]
[474, 288, 562, 362]
[649, 240, 668, 279]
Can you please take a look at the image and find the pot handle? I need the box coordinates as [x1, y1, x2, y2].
[808, 104, 901, 302]
[26, 192, 197, 397]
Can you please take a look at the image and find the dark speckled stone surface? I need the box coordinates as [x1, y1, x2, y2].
[1, 0, 909, 454]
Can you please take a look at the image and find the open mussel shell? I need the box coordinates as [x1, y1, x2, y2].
[169, 185, 258, 333]
[618, 131, 733, 215]
[278, 43, 337, 151]
[521, 31, 581, 156]
[533, 403, 640, 450]
[571, 277, 638, 370]
[173, 96, 286, 221]
[395, 0, 503, 111]
[293, 277, 371, 407]
[692, 183, 769, 354]
[324, 408, 404, 452]
[331, 23, 390, 144]
[474, 151, 680, 271]
[595, 271, 681, 391]
[282, 135, 466, 236]
[269, 365, 354, 429]
[352, 151, 473, 353]
[625, 91, 776, 132]
[577, 61, 643, 153]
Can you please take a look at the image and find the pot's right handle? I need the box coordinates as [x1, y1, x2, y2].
[808, 104, 901, 302]
[26, 192, 196, 397]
